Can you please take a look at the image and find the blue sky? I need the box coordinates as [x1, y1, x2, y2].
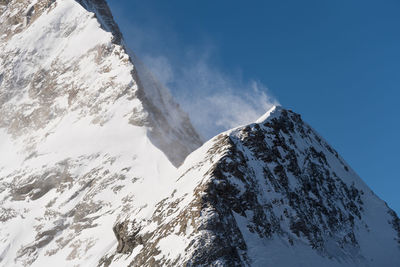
[108, 0, 400, 214]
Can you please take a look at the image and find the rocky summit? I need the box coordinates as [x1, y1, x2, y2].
[0, 1, 399, 267]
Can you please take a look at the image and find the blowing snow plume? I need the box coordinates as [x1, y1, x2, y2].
[106, 6, 279, 140]
[141, 53, 279, 140]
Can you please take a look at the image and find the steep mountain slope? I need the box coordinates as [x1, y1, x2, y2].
[0, 0, 201, 266]
[106, 106, 400, 267]
[0, 0, 201, 167]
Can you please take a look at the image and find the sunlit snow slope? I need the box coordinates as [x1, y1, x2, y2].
[0, 0, 201, 266]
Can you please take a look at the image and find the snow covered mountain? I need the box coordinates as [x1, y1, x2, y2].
[103, 106, 400, 267]
[0, 0, 201, 266]
[0, 1, 399, 267]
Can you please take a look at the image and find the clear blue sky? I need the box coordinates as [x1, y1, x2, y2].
[108, 0, 400, 214]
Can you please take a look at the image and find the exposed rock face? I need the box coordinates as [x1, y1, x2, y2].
[104, 107, 400, 267]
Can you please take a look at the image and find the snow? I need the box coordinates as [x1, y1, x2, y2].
[156, 234, 187, 260]
[255, 105, 278, 123]
[0, 129, 24, 175]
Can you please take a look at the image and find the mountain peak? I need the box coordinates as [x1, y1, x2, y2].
[0, 0, 201, 166]
[0, 1, 201, 265]
[76, 0, 123, 44]
[105, 105, 400, 266]
[255, 105, 289, 124]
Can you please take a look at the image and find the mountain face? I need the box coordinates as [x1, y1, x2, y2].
[0, 1, 399, 267]
[102, 106, 400, 267]
[0, 0, 201, 266]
